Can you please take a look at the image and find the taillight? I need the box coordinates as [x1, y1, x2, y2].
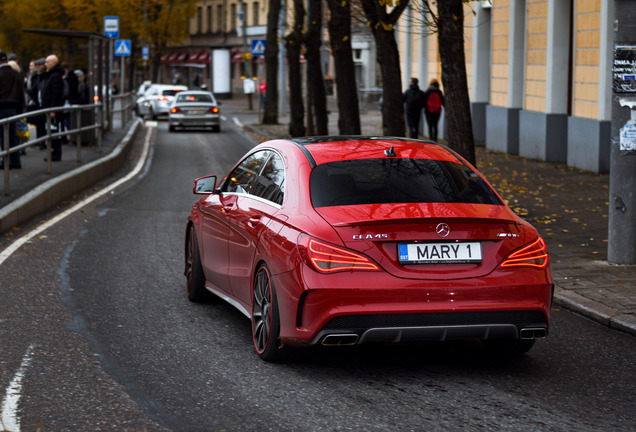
[209, 106, 219, 113]
[159, 95, 168, 101]
[300, 236, 379, 273]
[501, 237, 549, 268]
[93, 95, 99, 102]
[171, 107, 181, 113]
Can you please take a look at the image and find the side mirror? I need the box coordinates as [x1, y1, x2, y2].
[193, 175, 218, 194]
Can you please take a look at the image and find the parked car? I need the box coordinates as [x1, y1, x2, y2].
[184, 137, 554, 361]
[134, 81, 153, 116]
[137, 84, 188, 119]
[168, 90, 221, 132]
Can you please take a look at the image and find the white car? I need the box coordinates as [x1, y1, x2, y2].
[137, 84, 188, 119]
[168, 91, 221, 132]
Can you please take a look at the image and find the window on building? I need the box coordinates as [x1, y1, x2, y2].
[231, 3, 237, 31]
[217, 5, 223, 32]
[354, 49, 362, 60]
[253, 2, 260, 26]
[208, 6, 212, 33]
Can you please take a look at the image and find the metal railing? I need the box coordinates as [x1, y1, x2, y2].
[1, 92, 136, 196]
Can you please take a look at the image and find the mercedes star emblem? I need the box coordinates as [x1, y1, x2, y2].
[436, 223, 450, 237]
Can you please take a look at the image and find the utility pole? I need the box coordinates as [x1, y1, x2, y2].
[609, 0, 636, 264]
[240, 0, 254, 110]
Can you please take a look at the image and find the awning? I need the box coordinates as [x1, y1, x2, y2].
[188, 52, 200, 63]
[160, 53, 170, 64]
[232, 50, 244, 63]
[198, 51, 210, 64]
[167, 52, 179, 63]
[176, 52, 188, 63]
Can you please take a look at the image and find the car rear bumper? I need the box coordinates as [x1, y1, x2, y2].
[169, 115, 220, 127]
[276, 268, 553, 347]
[310, 310, 549, 346]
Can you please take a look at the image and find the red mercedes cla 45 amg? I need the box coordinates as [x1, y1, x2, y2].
[185, 137, 553, 361]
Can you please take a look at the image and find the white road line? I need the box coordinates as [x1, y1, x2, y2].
[232, 116, 243, 128]
[0, 344, 35, 432]
[0, 127, 153, 267]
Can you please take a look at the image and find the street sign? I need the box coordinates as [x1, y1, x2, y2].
[251, 39, 266, 56]
[115, 40, 131, 56]
[104, 16, 119, 39]
[142, 46, 149, 61]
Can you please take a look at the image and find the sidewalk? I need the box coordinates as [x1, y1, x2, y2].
[2, 96, 635, 338]
[223, 95, 636, 337]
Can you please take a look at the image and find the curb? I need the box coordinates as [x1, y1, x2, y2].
[554, 290, 636, 337]
[0, 119, 142, 234]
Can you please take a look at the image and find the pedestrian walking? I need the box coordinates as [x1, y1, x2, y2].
[27, 58, 46, 146]
[75, 69, 90, 104]
[403, 77, 426, 138]
[423, 78, 444, 142]
[40, 54, 66, 162]
[0, 51, 26, 170]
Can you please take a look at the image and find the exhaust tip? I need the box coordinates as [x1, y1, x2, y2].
[322, 334, 359, 346]
[520, 328, 547, 340]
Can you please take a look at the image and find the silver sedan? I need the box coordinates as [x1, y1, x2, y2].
[168, 91, 221, 132]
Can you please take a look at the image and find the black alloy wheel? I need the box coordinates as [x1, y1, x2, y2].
[252, 264, 288, 361]
[185, 226, 212, 302]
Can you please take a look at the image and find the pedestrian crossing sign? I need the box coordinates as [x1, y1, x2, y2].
[115, 39, 131, 56]
[251, 39, 266, 56]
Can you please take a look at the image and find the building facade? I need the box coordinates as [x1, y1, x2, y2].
[400, 0, 613, 173]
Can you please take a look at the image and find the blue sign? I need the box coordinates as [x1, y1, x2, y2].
[251, 39, 266, 56]
[104, 16, 119, 39]
[115, 40, 131, 56]
[142, 46, 149, 61]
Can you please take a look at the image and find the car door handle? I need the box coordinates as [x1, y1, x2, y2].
[248, 216, 262, 227]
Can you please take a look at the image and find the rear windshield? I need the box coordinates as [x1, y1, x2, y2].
[310, 158, 503, 207]
[176, 94, 213, 103]
[161, 89, 183, 96]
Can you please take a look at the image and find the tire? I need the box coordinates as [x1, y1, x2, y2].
[214, 125, 221, 133]
[185, 225, 212, 302]
[150, 107, 157, 120]
[482, 338, 535, 356]
[169, 125, 176, 132]
[252, 264, 289, 362]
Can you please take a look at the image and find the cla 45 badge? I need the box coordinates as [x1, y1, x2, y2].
[353, 234, 389, 240]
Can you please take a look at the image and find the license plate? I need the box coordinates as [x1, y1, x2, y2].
[398, 242, 482, 264]
[187, 109, 204, 115]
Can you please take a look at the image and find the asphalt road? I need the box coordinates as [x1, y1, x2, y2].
[1, 118, 635, 431]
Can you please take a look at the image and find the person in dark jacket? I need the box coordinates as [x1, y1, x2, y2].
[0, 51, 26, 169]
[423, 79, 445, 142]
[27, 58, 46, 145]
[403, 77, 425, 138]
[40, 54, 66, 161]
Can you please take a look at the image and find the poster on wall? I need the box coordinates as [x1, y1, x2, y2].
[613, 45, 636, 93]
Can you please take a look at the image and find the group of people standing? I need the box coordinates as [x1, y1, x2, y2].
[403, 77, 445, 141]
[0, 51, 90, 169]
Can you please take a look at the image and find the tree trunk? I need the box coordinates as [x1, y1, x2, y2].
[437, 0, 475, 165]
[286, 0, 306, 137]
[360, 0, 409, 137]
[376, 29, 405, 137]
[263, 0, 281, 124]
[326, 0, 361, 135]
[305, 0, 328, 135]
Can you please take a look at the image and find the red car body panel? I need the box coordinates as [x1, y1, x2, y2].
[186, 137, 554, 350]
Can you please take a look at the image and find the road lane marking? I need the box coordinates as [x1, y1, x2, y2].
[232, 116, 243, 127]
[0, 344, 34, 432]
[0, 127, 153, 267]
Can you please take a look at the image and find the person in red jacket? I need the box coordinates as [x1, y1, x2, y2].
[423, 79, 444, 142]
